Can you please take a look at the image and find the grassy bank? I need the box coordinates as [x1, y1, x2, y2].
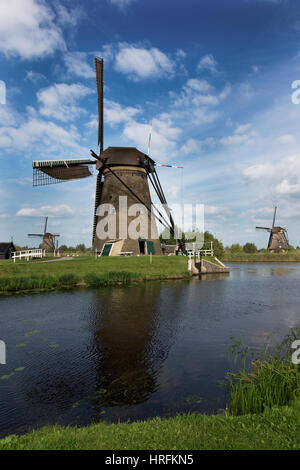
[0, 400, 299, 450]
[223, 251, 300, 263]
[0, 256, 189, 293]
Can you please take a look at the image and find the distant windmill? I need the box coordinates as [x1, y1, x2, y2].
[256, 207, 289, 252]
[30, 57, 184, 256]
[28, 217, 60, 252]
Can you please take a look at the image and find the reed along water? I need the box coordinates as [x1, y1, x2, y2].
[0, 263, 299, 437]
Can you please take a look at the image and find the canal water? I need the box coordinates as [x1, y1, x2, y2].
[0, 263, 299, 437]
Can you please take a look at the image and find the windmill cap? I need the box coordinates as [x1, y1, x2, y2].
[96, 147, 155, 171]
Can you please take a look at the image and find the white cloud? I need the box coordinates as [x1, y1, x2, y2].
[242, 163, 274, 181]
[0, 0, 66, 59]
[63, 52, 95, 79]
[181, 138, 202, 155]
[205, 205, 230, 217]
[197, 54, 218, 74]
[122, 114, 182, 159]
[276, 134, 296, 144]
[0, 104, 17, 126]
[37, 83, 94, 122]
[176, 49, 186, 59]
[0, 114, 88, 155]
[242, 154, 300, 209]
[25, 70, 47, 83]
[94, 44, 114, 63]
[114, 43, 175, 80]
[276, 178, 300, 195]
[186, 79, 212, 93]
[16, 204, 74, 217]
[104, 99, 141, 126]
[220, 124, 257, 146]
[54, 2, 82, 26]
[85, 99, 141, 131]
[169, 77, 230, 128]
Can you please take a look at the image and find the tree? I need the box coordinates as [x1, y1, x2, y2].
[203, 231, 225, 259]
[243, 242, 257, 253]
[230, 243, 243, 253]
[286, 245, 295, 251]
[76, 244, 86, 252]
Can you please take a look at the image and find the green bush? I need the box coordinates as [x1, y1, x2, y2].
[243, 242, 257, 253]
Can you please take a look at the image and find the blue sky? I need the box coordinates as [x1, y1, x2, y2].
[1, 0, 300, 248]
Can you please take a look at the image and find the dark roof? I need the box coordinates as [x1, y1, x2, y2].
[96, 147, 155, 171]
[0, 242, 15, 252]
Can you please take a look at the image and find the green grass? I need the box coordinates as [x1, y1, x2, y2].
[228, 326, 300, 415]
[0, 256, 189, 293]
[0, 401, 299, 450]
[223, 251, 300, 263]
[201, 256, 223, 266]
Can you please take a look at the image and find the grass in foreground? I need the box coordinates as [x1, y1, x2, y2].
[0, 401, 299, 450]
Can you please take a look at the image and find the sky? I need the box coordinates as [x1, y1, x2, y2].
[1, 0, 300, 248]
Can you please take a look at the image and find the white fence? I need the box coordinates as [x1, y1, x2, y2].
[187, 242, 214, 257]
[12, 249, 45, 263]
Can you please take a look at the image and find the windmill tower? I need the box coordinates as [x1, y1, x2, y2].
[28, 217, 60, 252]
[256, 207, 289, 252]
[31, 58, 183, 256]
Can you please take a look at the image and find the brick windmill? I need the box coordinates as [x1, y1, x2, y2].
[32, 58, 183, 256]
[256, 206, 289, 252]
[28, 217, 60, 252]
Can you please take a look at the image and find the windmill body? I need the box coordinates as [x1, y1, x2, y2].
[28, 217, 60, 253]
[93, 147, 162, 255]
[31, 58, 181, 256]
[256, 207, 289, 252]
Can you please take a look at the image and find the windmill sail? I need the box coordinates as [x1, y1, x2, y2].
[92, 57, 104, 243]
[272, 206, 277, 228]
[32, 159, 95, 186]
[95, 57, 104, 152]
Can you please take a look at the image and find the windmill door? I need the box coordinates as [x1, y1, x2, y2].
[138, 238, 146, 254]
[101, 243, 113, 256]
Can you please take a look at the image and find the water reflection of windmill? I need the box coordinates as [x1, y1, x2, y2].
[31, 57, 183, 256]
[256, 207, 289, 252]
[89, 283, 183, 411]
[28, 217, 60, 252]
